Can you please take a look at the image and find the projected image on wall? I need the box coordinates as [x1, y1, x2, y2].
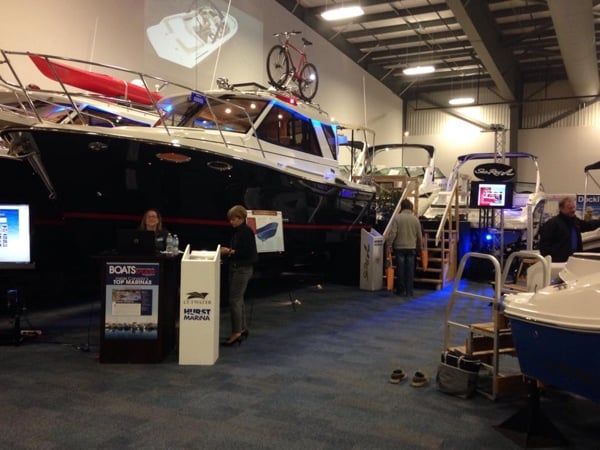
[146, 0, 238, 68]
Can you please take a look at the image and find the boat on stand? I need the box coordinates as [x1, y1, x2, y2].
[0, 49, 377, 297]
[503, 253, 600, 403]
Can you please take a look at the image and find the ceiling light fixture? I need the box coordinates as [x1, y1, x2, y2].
[402, 65, 435, 76]
[448, 97, 475, 106]
[321, 6, 364, 21]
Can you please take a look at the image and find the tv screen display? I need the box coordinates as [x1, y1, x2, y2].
[469, 182, 513, 209]
[0, 204, 31, 263]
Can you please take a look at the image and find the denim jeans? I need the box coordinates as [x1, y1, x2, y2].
[394, 248, 416, 295]
[228, 265, 253, 333]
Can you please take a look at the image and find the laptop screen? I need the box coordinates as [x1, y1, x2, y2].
[116, 230, 156, 256]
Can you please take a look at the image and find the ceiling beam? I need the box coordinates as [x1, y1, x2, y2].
[446, 0, 519, 101]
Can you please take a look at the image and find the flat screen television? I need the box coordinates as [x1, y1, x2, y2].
[0, 204, 31, 263]
[469, 181, 513, 209]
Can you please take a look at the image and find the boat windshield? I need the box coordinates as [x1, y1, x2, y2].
[168, 96, 269, 133]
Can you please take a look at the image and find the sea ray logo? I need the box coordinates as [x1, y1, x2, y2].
[187, 291, 209, 300]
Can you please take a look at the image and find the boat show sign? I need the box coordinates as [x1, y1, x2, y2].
[473, 163, 515, 181]
[247, 210, 284, 253]
[104, 262, 160, 339]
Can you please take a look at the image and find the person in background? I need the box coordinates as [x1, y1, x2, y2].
[220, 205, 258, 346]
[139, 208, 169, 253]
[386, 199, 422, 297]
[539, 196, 600, 262]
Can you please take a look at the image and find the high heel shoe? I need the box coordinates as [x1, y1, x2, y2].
[241, 329, 249, 340]
[221, 332, 243, 347]
[220, 337, 242, 347]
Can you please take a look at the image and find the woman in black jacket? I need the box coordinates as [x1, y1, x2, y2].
[220, 205, 258, 346]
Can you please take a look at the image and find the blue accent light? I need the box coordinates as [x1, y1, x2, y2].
[485, 233, 493, 241]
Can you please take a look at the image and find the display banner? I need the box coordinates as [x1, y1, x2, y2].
[247, 210, 284, 253]
[577, 194, 600, 220]
[104, 262, 160, 339]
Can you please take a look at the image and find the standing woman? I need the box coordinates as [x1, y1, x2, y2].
[220, 205, 258, 346]
[139, 208, 169, 252]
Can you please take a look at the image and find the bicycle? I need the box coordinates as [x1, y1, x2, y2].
[266, 31, 319, 101]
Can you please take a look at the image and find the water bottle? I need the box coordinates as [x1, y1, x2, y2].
[173, 234, 179, 254]
[166, 232, 174, 254]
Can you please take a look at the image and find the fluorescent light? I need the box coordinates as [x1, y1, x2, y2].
[448, 97, 475, 106]
[321, 6, 364, 21]
[402, 65, 435, 75]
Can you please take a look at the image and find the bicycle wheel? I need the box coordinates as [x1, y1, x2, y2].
[266, 45, 290, 88]
[298, 62, 319, 101]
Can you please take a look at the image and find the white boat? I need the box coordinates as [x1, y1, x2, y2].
[339, 143, 445, 221]
[504, 253, 600, 402]
[0, 50, 376, 284]
[423, 152, 546, 252]
[146, 2, 238, 68]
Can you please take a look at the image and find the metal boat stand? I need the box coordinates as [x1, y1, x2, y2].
[494, 377, 567, 448]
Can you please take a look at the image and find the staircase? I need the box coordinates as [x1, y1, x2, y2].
[444, 251, 551, 400]
[377, 176, 462, 291]
[444, 253, 524, 400]
[415, 220, 458, 290]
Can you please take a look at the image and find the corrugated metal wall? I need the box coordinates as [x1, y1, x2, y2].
[406, 82, 600, 133]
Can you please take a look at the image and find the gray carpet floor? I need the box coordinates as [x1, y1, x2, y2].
[1, 281, 599, 449]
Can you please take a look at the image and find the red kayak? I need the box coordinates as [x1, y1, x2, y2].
[29, 55, 162, 105]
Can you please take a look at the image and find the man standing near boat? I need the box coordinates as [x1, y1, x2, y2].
[386, 199, 423, 296]
[539, 196, 600, 262]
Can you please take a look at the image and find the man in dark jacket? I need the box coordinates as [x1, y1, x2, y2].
[539, 196, 600, 262]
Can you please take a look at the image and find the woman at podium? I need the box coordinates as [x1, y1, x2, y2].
[220, 205, 258, 346]
[139, 209, 169, 252]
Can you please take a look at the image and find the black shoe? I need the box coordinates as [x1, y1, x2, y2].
[220, 337, 242, 347]
[221, 333, 243, 347]
[241, 329, 249, 340]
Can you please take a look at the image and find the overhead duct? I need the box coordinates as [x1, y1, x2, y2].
[548, 0, 599, 101]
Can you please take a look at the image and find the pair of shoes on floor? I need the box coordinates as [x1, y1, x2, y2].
[389, 369, 428, 387]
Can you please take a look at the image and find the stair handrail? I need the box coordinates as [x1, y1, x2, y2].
[501, 250, 550, 293]
[434, 179, 460, 246]
[382, 178, 419, 240]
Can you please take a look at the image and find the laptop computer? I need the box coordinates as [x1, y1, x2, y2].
[116, 230, 156, 256]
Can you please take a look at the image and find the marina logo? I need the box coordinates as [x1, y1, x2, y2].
[473, 163, 515, 181]
[183, 308, 211, 321]
[186, 291, 209, 300]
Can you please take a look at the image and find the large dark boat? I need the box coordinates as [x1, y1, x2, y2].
[0, 50, 376, 299]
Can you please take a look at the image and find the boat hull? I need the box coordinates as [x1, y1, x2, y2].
[1, 127, 375, 289]
[508, 317, 600, 402]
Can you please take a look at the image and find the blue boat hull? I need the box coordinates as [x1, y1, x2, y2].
[509, 317, 600, 402]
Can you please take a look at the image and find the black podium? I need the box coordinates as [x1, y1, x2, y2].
[98, 254, 179, 363]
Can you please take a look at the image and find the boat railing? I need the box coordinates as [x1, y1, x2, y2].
[0, 49, 266, 156]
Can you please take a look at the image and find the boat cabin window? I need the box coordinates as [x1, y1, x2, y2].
[322, 124, 336, 157]
[174, 97, 268, 133]
[257, 105, 321, 157]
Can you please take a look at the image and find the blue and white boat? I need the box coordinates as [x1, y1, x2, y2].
[503, 253, 600, 402]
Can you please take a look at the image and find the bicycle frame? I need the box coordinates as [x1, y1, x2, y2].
[279, 36, 308, 81]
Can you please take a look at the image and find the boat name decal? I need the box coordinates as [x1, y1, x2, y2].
[473, 163, 515, 181]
